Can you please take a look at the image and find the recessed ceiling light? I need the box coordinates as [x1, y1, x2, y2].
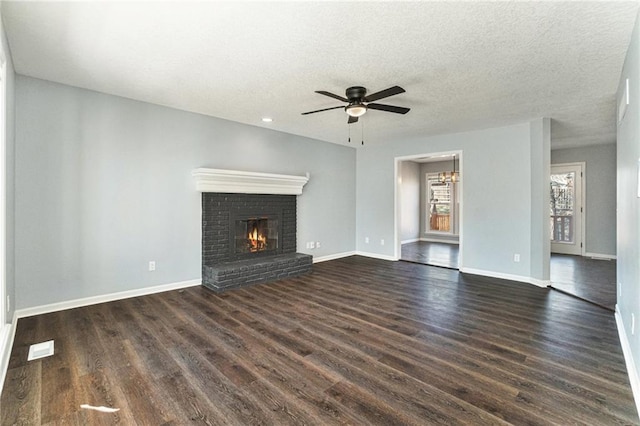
[262, 117, 273, 123]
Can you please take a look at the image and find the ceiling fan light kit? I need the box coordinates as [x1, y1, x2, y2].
[346, 104, 367, 117]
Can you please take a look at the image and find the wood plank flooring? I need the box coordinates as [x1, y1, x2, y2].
[400, 241, 459, 269]
[550, 254, 617, 311]
[2, 256, 637, 425]
[401, 242, 617, 311]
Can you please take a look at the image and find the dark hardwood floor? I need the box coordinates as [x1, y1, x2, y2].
[2, 256, 637, 425]
[400, 241, 459, 268]
[550, 254, 617, 311]
[401, 242, 617, 311]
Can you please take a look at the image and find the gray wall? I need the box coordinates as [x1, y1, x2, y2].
[2, 13, 15, 322]
[356, 119, 550, 283]
[552, 144, 617, 256]
[529, 118, 551, 282]
[399, 161, 420, 242]
[15, 76, 356, 309]
[617, 11, 640, 401]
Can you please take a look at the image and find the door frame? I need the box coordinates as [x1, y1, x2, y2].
[550, 162, 586, 256]
[394, 150, 463, 267]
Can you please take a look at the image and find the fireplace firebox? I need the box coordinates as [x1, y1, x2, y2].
[234, 216, 279, 255]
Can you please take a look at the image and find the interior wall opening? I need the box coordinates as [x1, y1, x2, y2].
[395, 151, 462, 269]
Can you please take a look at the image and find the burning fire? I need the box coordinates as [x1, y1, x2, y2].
[248, 226, 267, 252]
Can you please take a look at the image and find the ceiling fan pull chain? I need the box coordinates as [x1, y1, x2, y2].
[348, 123, 351, 143]
[361, 119, 364, 145]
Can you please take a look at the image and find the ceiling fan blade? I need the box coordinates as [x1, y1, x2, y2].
[316, 90, 349, 103]
[348, 115, 359, 124]
[301, 105, 344, 115]
[367, 103, 410, 114]
[364, 86, 405, 102]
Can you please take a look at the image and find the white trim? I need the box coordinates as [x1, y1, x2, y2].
[419, 237, 459, 245]
[394, 159, 400, 260]
[192, 168, 309, 195]
[528, 278, 552, 288]
[355, 251, 398, 262]
[585, 252, 617, 260]
[394, 150, 464, 267]
[580, 162, 586, 256]
[460, 267, 550, 288]
[0, 311, 17, 396]
[313, 251, 356, 263]
[15, 279, 201, 319]
[401, 238, 420, 244]
[0, 39, 6, 333]
[616, 305, 640, 419]
[618, 78, 629, 124]
[0, 41, 8, 397]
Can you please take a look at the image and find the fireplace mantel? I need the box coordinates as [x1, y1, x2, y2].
[192, 168, 309, 195]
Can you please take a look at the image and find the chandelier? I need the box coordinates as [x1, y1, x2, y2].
[439, 154, 460, 183]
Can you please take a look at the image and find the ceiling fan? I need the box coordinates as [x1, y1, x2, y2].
[301, 85, 410, 124]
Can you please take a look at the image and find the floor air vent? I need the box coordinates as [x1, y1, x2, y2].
[27, 340, 55, 361]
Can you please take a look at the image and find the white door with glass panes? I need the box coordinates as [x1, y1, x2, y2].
[550, 164, 583, 255]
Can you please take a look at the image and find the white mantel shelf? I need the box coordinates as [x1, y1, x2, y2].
[192, 168, 309, 195]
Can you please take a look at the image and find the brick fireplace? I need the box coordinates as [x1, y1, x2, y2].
[193, 168, 312, 292]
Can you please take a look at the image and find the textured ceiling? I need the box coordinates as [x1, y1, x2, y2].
[3, 1, 639, 149]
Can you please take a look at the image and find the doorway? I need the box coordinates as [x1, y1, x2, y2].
[395, 152, 462, 269]
[548, 161, 615, 311]
[550, 163, 584, 255]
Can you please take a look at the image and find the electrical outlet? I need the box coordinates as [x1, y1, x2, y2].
[380, 239, 385, 246]
[310, 242, 315, 249]
[365, 237, 370, 244]
[513, 254, 520, 262]
[316, 241, 321, 249]
[149, 261, 156, 271]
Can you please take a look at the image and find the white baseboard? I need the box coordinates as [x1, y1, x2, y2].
[15, 278, 201, 320]
[0, 311, 18, 396]
[528, 277, 552, 288]
[616, 305, 640, 419]
[313, 251, 356, 263]
[419, 237, 459, 245]
[355, 251, 398, 262]
[459, 267, 550, 288]
[401, 238, 420, 244]
[585, 252, 617, 260]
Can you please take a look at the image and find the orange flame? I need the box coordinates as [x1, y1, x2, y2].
[248, 227, 267, 252]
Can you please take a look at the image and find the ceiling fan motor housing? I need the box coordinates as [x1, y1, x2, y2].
[346, 86, 367, 102]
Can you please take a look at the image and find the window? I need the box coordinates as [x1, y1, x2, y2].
[426, 174, 458, 234]
[550, 171, 575, 243]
